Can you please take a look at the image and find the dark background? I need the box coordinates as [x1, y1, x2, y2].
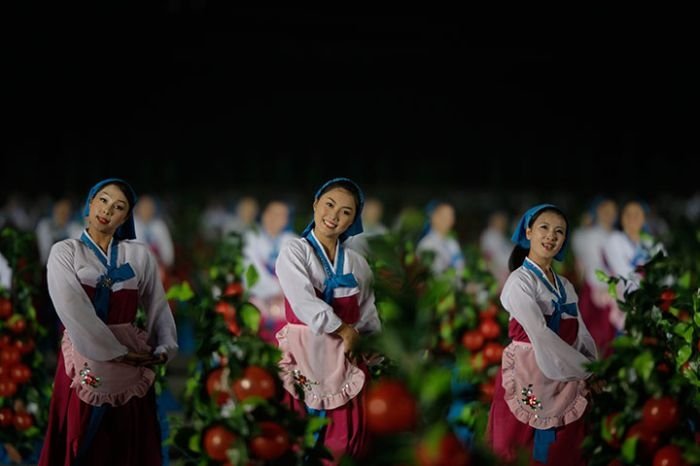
[5, 5, 699, 200]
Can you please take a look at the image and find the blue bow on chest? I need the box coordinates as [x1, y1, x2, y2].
[523, 258, 577, 333]
[81, 232, 135, 321]
[306, 234, 358, 305]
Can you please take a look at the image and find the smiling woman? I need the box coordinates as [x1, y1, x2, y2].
[487, 204, 598, 466]
[38, 178, 178, 466]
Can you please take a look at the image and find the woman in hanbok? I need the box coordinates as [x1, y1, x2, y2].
[275, 177, 381, 464]
[487, 204, 597, 466]
[39, 178, 178, 466]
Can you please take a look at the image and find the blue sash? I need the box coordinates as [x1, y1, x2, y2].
[305, 234, 358, 305]
[73, 232, 135, 466]
[522, 258, 578, 463]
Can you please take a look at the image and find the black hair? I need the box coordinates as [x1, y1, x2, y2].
[507, 206, 568, 272]
[317, 179, 362, 212]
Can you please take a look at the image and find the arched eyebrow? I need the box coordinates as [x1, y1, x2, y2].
[99, 190, 128, 206]
[326, 196, 355, 213]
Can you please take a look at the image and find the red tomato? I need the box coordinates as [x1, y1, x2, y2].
[0, 347, 21, 366]
[13, 338, 34, 355]
[479, 379, 495, 402]
[232, 366, 276, 401]
[249, 421, 290, 460]
[625, 422, 662, 457]
[223, 282, 244, 298]
[8, 317, 26, 334]
[0, 379, 17, 398]
[12, 411, 32, 431]
[0, 298, 12, 319]
[478, 318, 501, 340]
[652, 444, 684, 466]
[482, 342, 504, 365]
[480, 302, 499, 320]
[366, 379, 418, 435]
[659, 289, 676, 302]
[205, 368, 231, 406]
[0, 407, 13, 427]
[642, 397, 680, 433]
[203, 425, 236, 461]
[0, 335, 11, 348]
[215, 301, 236, 320]
[460, 330, 484, 352]
[415, 432, 470, 466]
[9, 363, 31, 385]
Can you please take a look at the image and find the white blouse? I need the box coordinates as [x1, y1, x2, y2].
[47, 234, 178, 362]
[275, 232, 381, 336]
[500, 258, 597, 381]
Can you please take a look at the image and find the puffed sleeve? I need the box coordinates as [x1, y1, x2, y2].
[47, 241, 128, 361]
[275, 239, 343, 335]
[500, 271, 594, 381]
[138, 245, 178, 362]
[349, 251, 381, 334]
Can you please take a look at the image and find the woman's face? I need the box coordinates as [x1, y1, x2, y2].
[526, 210, 567, 263]
[621, 202, 645, 235]
[87, 184, 130, 237]
[312, 187, 357, 241]
[431, 204, 455, 235]
[261, 201, 289, 236]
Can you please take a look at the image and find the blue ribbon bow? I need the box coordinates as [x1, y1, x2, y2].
[80, 232, 135, 320]
[306, 234, 358, 305]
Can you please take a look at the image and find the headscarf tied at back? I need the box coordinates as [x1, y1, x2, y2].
[510, 203, 569, 262]
[83, 178, 138, 241]
[300, 177, 365, 243]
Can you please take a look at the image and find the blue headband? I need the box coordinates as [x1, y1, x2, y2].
[83, 178, 138, 241]
[301, 177, 365, 242]
[511, 203, 568, 262]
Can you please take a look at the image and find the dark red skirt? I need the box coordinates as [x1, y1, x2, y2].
[38, 349, 162, 466]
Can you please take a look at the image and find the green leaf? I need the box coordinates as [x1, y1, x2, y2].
[677, 345, 692, 366]
[419, 367, 452, 404]
[240, 302, 261, 332]
[620, 436, 638, 463]
[631, 351, 654, 382]
[677, 271, 691, 289]
[595, 269, 610, 284]
[166, 281, 195, 301]
[304, 415, 331, 447]
[188, 432, 202, 453]
[245, 264, 259, 289]
[672, 322, 693, 344]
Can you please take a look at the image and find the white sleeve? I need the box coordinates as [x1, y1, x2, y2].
[500, 273, 593, 381]
[351, 254, 381, 334]
[275, 240, 342, 335]
[139, 247, 178, 362]
[47, 241, 128, 361]
[153, 220, 175, 268]
[603, 233, 634, 279]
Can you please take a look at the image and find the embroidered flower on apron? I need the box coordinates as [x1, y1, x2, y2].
[521, 384, 542, 411]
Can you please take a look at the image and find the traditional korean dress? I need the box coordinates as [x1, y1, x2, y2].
[275, 230, 381, 462]
[487, 257, 597, 465]
[38, 231, 178, 466]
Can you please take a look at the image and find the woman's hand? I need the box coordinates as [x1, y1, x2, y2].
[334, 323, 360, 355]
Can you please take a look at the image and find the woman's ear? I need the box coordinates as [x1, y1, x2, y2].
[525, 227, 532, 241]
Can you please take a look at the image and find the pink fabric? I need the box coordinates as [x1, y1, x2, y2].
[283, 368, 369, 465]
[39, 287, 163, 466]
[501, 341, 588, 430]
[487, 370, 589, 466]
[277, 324, 365, 410]
[489, 312, 590, 464]
[278, 288, 368, 463]
[62, 324, 156, 407]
